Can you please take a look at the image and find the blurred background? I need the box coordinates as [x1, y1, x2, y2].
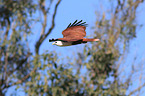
[0, 0, 145, 95]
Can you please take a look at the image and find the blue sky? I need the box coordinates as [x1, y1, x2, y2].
[5, 0, 145, 95]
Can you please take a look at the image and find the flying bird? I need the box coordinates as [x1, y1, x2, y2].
[49, 20, 99, 46]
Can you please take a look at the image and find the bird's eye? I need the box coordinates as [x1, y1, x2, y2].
[55, 42, 57, 43]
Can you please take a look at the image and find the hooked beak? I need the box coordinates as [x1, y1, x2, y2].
[52, 42, 55, 45]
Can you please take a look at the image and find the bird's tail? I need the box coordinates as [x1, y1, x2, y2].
[83, 38, 100, 42]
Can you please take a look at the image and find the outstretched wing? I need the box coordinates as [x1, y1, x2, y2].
[66, 20, 88, 28]
[61, 20, 87, 40]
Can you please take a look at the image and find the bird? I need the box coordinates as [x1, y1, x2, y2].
[49, 20, 99, 46]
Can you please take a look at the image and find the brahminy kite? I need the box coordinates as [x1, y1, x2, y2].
[49, 20, 99, 46]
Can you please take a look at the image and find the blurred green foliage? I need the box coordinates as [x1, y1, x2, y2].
[0, 0, 144, 96]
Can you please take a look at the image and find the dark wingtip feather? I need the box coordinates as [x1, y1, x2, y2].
[70, 20, 78, 26]
[66, 20, 88, 28]
[67, 23, 71, 28]
[49, 38, 58, 42]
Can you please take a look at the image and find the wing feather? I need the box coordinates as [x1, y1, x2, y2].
[62, 26, 86, 38]
[67, 20, 87, 28]
[62, 20, 87, 41]
[58, 38, 83, 42]
[75, 20, 82, 26]
[70, 20, 78, 27]
[67, 23, 72, 28]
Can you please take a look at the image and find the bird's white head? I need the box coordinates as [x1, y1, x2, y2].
[52, 41, 63, 46]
